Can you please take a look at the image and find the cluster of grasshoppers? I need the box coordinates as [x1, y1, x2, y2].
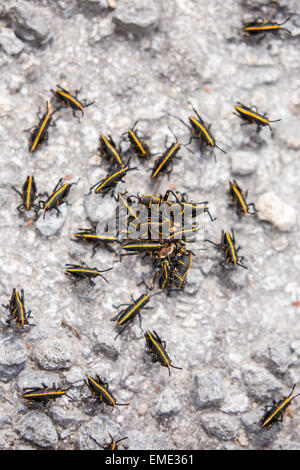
[12, 175, 80, 221]
[6, 12, 297, 447]
[116, 189, 215, 293]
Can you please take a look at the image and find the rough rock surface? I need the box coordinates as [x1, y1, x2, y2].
[0, 0, 300, 451]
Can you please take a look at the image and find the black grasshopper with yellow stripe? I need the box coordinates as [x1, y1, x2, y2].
[229, 180, 257, 217]
[111, 291, 158, 340]
[120, 239, 166, 260]
[99, 134, 126, 169]
[22, 383, 72, 406]
[123, 120, 151, 161]
[145, 330, 182, 376]
[233, 102, 281, 133]
[169, 108, 226, 161]
[39, 177, 79, 218]
[51, 84, 94, 117]
[12, 176, 40, 219]
[72, 226, 118, 256]
[117, 192, 140, 227]
[151, 128, 182, 180]
[87, 160, 137, 197]
[65, 262, 113, 287]
[164, 190, 216, 222]
[85, 375, 129, 407]
[172, 248, 194, 289]
[28, 102, 57, 153]
[260, 384, 300, 430]
[3, 288, 34, 328]
[90, 433, 128, 450]
[205, 229, 248, 269]
[242, 17, 291, 38]
[151, 259, 173, 291]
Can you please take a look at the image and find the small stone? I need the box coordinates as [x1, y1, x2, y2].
[127, 431, 167, 450]
[276, 120, 300, 150]
[153, 389, 182, 417]
[35, 204, 68, 237]
[200, 413, 239, 441]
[92, 328, 119, 361]
[79, 0, 110, 14]
[242, 364, 282, 401]
[0, 334, 27, 383]
[0, 407, 12, 427]
[48, 405, 84, 430]
[17, 370, 62, 390]
[65, 366, 85, 386]
[0, 27, 24, 55]
[271, 235, 288, 252]
[83, 193, 117, 225]
[113, 0, 160, 35]
[230, 150, 258, 176]
[33, 336, 75, 371]
[221, 392, 250, 415]
[4, 3, 53, 46]
[256, 192, 297, 231]
[191, 369, 225, 409]
[16, 411, 58, 448]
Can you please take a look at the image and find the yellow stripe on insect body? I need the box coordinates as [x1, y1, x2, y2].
[44, 184, 69, 211]
[120, 295, 149, 324]
[26, 176, 32, 209]
[89, 377, 115, 405]
[262, 398, 290, 427]
[30, 111, 51, 152]
[234, 105, 269, 125]
[190, 116, 214, 146]
[129, 130, 146, 155]
[225, 232, 237, 264]
[95, 168, 125, 192]
[146, 331, 170, 367]
[15, 291, 24, 326]
[57, 90, 83, 110]
[67, 268, 99, 275]
[231, 184, 248, 214]
[152, 142, 180, 178]
[103, 136, 124, 167]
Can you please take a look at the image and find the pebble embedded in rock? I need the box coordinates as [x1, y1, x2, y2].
[3, 3, 53, 46]
[0, 334, 27, 383]
[230, 150, 258, 176]
[35, 204, 68, 237]
[153, 388, 182, 417]
[191, 369, 225, 410]
[33, 336, 75, 371]
[83, 193, 117, 225]
[200, 412, 240, 441]
[17, 411, 58, 448]
[242, 364, 282, 401]
[113, 0, 160, 34]
[0, 27, 24, 55]
[92, 328, 119, 361]
[256, 192, 297, 232]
